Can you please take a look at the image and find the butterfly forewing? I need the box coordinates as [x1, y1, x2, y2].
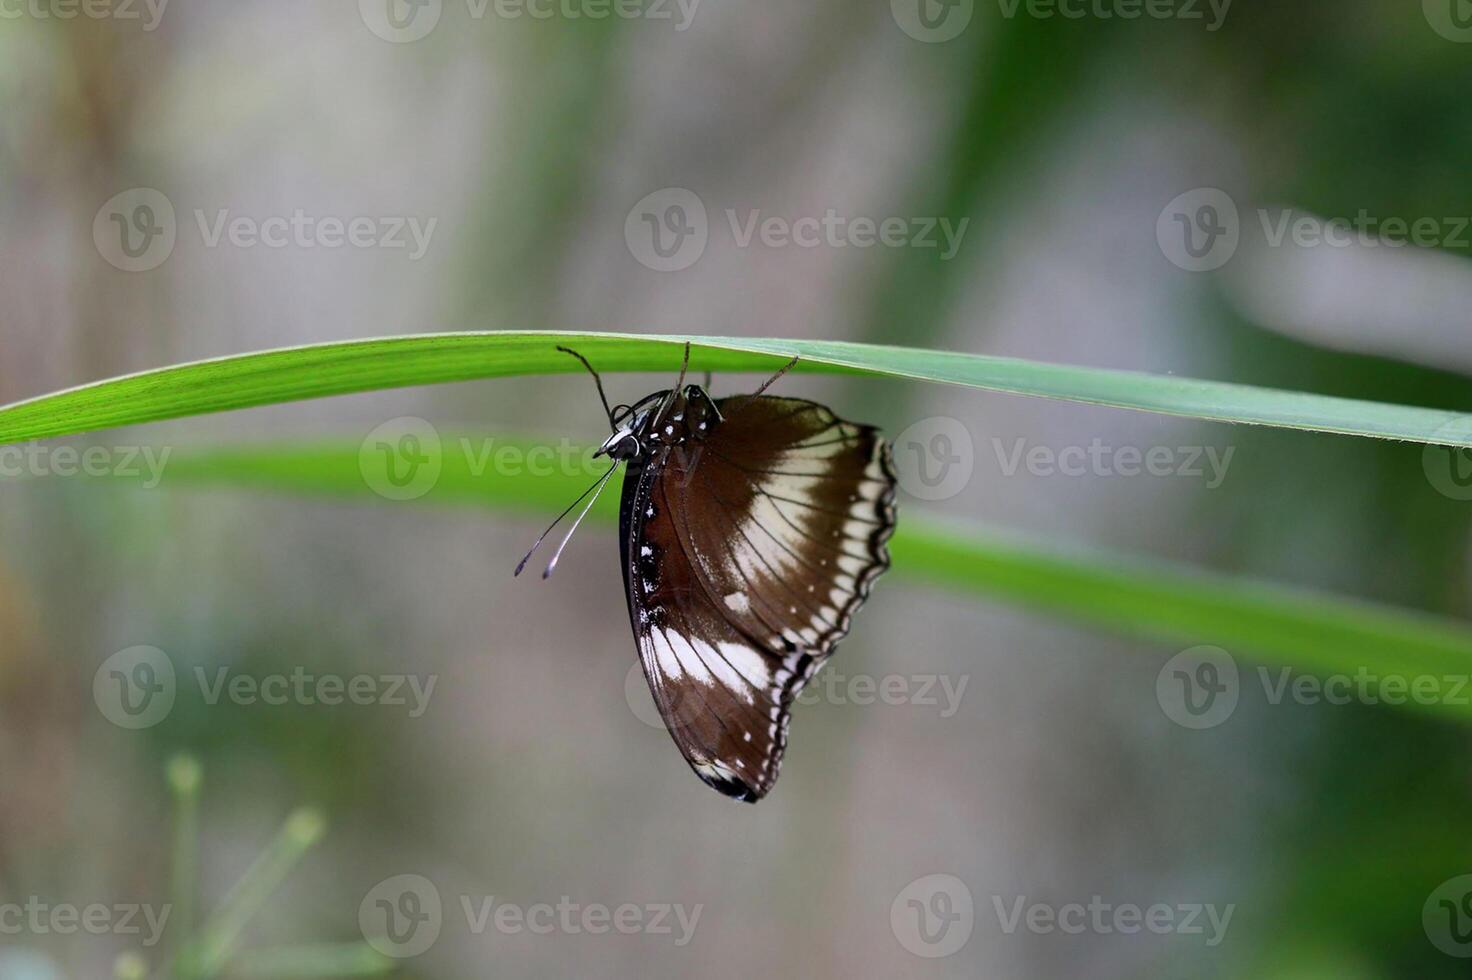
[621, 395, 897, 802]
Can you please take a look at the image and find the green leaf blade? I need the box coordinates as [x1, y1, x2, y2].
[142, 437, 1472, 721]
[0, 332, 1465, 446]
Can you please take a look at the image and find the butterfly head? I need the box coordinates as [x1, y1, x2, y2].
[595, 385, 723, 462]
[596, 401, 653, 461]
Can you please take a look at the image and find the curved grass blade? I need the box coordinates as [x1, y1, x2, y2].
[139, 436, 1472, 721]
[0, 332, 1467, 446]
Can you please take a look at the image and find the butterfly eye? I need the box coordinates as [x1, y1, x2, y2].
[611, 435, 642, 461]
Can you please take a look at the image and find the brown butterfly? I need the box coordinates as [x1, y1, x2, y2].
[518, 344, 898, 802]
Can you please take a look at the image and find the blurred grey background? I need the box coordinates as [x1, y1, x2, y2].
[2, 1, 1472, 977]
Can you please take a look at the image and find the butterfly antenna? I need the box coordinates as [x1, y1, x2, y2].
[542, 463, 618, 580]
[751, 353, 799, 398]
[557, 346, 616, 429]
[514, 464, 618, 577]
[674, 341, 691, 390]
[654, 341, 694, 420]
[726, 353, 800, 418]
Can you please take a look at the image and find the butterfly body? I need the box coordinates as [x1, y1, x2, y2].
[611, 383, 898, 802]
[522, 347, 898, 803]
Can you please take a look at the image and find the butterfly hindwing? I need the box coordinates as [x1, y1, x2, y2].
[621, 395, 897, 801]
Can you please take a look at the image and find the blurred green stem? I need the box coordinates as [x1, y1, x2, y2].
[225, 943, 395, 978]
[192, 808, 327, 978]
[167, 754, 203, 979]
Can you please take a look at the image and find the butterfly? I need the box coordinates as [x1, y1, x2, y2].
[517, 343, 898, 802]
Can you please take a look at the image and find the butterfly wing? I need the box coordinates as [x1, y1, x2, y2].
[621, 396, 897, 801]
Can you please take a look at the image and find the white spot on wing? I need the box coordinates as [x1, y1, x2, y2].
[719, 642, 772, 687]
